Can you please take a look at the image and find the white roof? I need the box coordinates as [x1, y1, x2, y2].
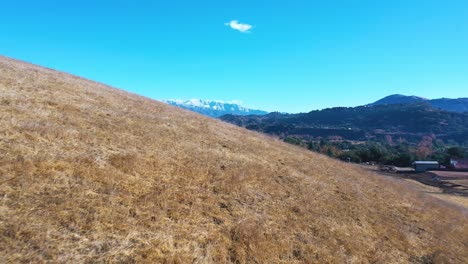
[413, 161, 439, 165]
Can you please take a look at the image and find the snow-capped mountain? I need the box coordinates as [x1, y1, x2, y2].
[162, 99, 269, 118]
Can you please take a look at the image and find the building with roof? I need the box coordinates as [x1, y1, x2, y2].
[412, 161, 439, 172]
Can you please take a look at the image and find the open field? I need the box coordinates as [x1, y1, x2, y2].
[362, 166, 468, 209]
[1, 56, 467, 263]
[430, 171, 468, 189]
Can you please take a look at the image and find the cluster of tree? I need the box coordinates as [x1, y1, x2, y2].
[285, 136, 467, 167]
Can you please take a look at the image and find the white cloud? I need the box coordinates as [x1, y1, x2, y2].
[225, 20, 252, 33]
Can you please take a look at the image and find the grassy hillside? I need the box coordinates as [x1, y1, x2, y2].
[0, 56, 467, 263]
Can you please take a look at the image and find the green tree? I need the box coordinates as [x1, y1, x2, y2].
[389, 153, 412, 167]
[447, 147, 465, 158]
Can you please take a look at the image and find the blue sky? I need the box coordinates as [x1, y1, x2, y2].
[1, 1, 467, 113]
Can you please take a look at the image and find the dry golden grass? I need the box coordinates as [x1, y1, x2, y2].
[428, 194, 468, 210]
[0, 55, 467, 263]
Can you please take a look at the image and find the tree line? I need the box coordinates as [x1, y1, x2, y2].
[284, 136, 467, 167]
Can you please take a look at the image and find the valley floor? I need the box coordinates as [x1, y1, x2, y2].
[361, 165, 468, 209]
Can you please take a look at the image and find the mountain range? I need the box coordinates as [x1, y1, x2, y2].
[164, 95, 468, 118]
[163, 99, 268, 117]
[370, 94, 468, 113]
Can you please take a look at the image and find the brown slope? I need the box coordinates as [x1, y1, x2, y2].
[0, 56, 466, 263]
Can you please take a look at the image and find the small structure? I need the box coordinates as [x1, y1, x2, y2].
[412, 161, 439, 172]
[450, 158, 468, 170]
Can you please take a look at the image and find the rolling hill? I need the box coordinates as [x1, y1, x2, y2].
[220, 104, 468, 144]
[370, 94, 427, 106]
[370, 94, 468, 113]
[0, 56, 467, 263]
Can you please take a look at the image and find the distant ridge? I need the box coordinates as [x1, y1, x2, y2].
[369, 94, 426, 105]
[163, 99, 268, 117]
[221, 103, 468, 144]
[370, 94, 468, 113]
